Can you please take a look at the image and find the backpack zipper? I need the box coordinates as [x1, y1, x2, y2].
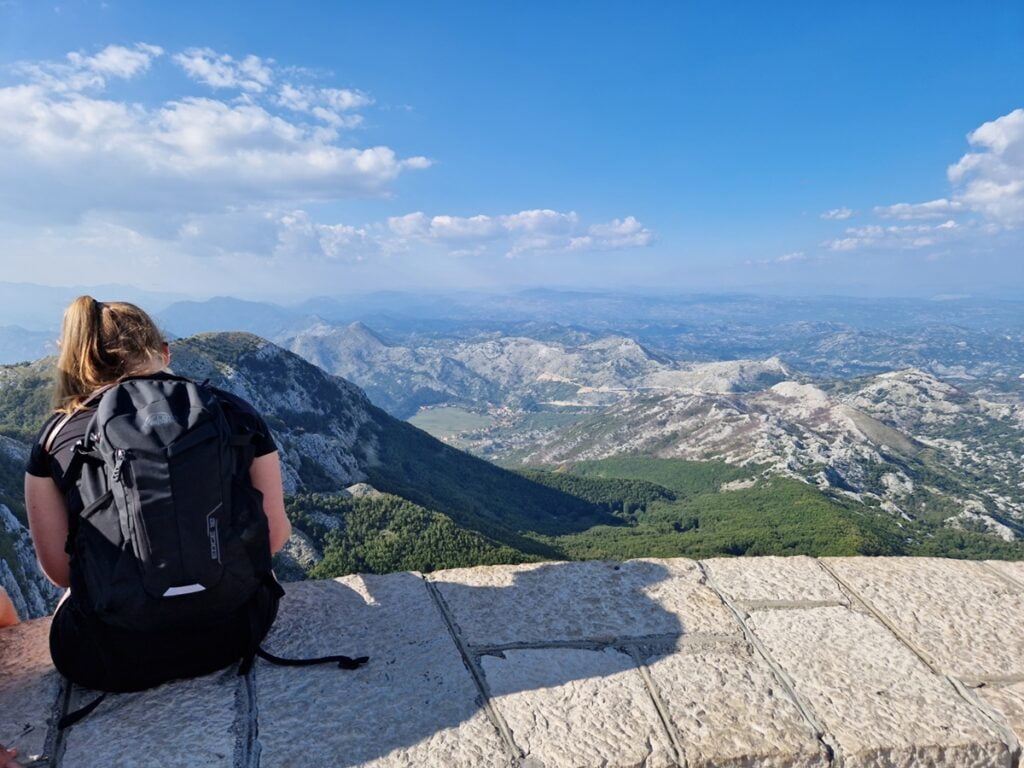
[114, 449, 152, 562]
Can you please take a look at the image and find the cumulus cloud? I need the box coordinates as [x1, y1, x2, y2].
[820, 207, 854, 220]
[0, 44, 429, 224]
[2, 43, 652, 290]
[173, 48, 273, 92]
[814, 106, 1024, 256]
[16, 42, 164, 92]
[948, 108, 1024, 226]
[387, 209, 652, 257]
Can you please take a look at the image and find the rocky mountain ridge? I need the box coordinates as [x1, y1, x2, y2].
[508, 367, 1024, 541]
[280, 321, 791, 416]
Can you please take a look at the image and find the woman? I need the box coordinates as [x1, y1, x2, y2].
[24, 296, 292, 692]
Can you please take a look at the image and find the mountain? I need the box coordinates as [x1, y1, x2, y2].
[0, 333, 625, 613]
[508, 369, 1024, 542]
[281, 322, 497, 417]
[0, 433, 61, 618]
[156, 296, 307, 339]
[280, 324, 680, 415]
[0, 326, 56, 365]
[0, 281, 185, 331]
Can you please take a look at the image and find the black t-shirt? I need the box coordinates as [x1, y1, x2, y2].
[26, 373, 278, 486]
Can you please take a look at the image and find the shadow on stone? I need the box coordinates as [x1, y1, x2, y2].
[254, 560, 691, 767]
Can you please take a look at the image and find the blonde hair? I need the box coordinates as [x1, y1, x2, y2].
[53, 296, 167, 413]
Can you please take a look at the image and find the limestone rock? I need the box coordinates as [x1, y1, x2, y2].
[62, 667, 242, 768]
[256, 575, 511, 767]
[975, 681, 1024, 746]
[428, 558, 737, 648]
[344, 482, 383, 498]
[824, 557, 1024, 682]
[0, 617, 59, 765]
[702, 555, 847, 606]
[273, 528, 322, 582]
[643, 639, 826, 767]
[481, 647, 676, 767]
[747, 605, 1009, 767]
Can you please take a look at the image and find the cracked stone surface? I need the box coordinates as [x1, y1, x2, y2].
[62, 667, 241, 768]
[703, 555, 846, 605]
[256, 575, 511, 768]
[4, 556, 1024, 767]
[642, 638, 826, 768]
[985, 559, 1024, 589]
[825, 557, 1024, 681]
[481, 647, 676, 768]
[975, 681, 1024, 745]
[747, 605, 1009, 768]
[428, 558, 737, 647]
[0, 617, 58, 764]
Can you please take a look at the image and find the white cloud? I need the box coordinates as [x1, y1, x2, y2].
[820, 207, 854, 220]
[745, 251, 809, 266]
[948, 108, 1024, 226]
[273, 83, 372, 128]
[777, 251, 806, 263]
[0, 44, 429, 224]
[16, 42, 164, 93]
[812, 106, 1024, 259]
[824, 220, 958, 252]
[873, 198, 963, 220]
[387, 209, 651, 257]
[173, 48, 273, 92]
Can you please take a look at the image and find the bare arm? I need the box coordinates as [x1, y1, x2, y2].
[24, 474, 71, 588]
[250, 451, 291, 554]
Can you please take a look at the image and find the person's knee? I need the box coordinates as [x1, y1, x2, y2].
[0, 587, 19, 628]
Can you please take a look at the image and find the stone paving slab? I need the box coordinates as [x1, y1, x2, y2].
[975, 681, 1024, 746]
[428, 558, 736, 647]
[825, 557, 1024, 682]
[62, 667, 242, 768]
[642, 639, 826, 768]
[702, 555, 846, 605]
[257, 575, 511, 768]
[481, 647, 676, 767]
[747, 605, 1010, 768]
[0, 617, 58, 765]
[985, 560, 1024, 589]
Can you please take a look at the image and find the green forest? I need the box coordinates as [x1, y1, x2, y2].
[291, 456, 1024, 580]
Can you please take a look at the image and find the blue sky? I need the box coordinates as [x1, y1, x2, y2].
[1, 0, 1022, 298]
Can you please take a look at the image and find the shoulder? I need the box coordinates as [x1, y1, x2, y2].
[26, 409, 92, 478]
[207, 386, 278, 457]
[32, 412, 63, 447]
[209, 386, 262, 420]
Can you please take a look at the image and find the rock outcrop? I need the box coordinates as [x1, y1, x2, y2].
[3, 556, 1023, 767]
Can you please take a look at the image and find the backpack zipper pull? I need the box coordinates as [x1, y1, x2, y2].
[112, 449, 127, 483]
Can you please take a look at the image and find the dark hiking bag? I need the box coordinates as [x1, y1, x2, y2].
[56, 375, 367, 728]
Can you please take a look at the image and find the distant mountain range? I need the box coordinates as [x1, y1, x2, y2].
[4, 287, 1022, 390]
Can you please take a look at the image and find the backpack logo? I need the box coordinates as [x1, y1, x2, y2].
[207, 505, 222, 562]
[144, 411, 177, 428]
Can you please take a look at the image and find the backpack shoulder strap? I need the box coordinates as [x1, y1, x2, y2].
[43, 411, 76, 454]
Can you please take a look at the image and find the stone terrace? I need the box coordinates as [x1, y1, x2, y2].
[3, 556, 1024, 767]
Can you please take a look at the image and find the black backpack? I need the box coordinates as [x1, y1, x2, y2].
[57, 375, 366, 728]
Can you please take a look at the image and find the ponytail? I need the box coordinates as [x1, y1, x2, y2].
[53, 296, 167, 413]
